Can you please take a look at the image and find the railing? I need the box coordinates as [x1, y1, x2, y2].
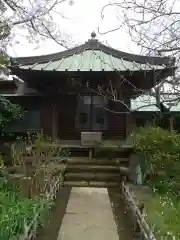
[19, 173, 63, 240]
[121, 181, 156, 240]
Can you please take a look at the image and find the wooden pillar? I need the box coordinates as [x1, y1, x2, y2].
[52, 103, 58, 140]
[126, 112, 131, 137]
[126, 112, 135, 137]
[152, 113, 156, 126]
[170, 115, 174, 132]
[90, 94, 93, 131]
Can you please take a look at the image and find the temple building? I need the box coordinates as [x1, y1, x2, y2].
[2, 32, 176, 140]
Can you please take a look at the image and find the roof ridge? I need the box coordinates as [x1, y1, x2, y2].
[10, 38, 175, 67]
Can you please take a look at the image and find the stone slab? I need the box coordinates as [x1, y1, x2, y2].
[57, 187, 119, 240]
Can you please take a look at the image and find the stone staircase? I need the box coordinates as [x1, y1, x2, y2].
[62, 157, 130, 187]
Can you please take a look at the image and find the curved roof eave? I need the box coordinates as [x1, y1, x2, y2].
[10, 38, 176, 67]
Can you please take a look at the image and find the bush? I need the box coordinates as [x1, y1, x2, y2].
[128, 126, 180, 238]
[128, 126, 180, 196]
[0, 95, 24, 131]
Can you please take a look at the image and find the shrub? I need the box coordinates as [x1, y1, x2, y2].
[128, 126, 180, 196]
[128, 126, 180, 238]
[0, 95, 24, 131]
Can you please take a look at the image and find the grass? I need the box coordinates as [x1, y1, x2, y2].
[144, 192, 180, 240]
[0, 175, 49, 240]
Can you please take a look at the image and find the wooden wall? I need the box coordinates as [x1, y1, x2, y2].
[40, 103, 53, 136]
[40, 95, 127, 140]
[58, 95, 78, 139]
[106, 100, 126, 139]
[6, 95, 127, 139]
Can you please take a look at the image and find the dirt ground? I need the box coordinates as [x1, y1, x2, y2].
[108, 188, 135, 240]
[35, 187, 135, 240]
[36, 187, 71, 240]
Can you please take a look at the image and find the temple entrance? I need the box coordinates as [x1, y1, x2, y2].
[75, 96, 108, 131]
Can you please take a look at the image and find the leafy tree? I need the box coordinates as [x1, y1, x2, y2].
[0, 95, 24, 130]
[0, 50, 23, 130]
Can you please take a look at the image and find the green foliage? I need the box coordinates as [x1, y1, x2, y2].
[0, 95, 24, 131]
[0, 54, 8, 65]
[0, 173, 17, 193]
[0, 22, 10, 41]
[0, 155, 4, 169]
[0, 132, 66, 238]
[24, 131, 70, 159]
[129, 126, 180, 194]
[129, 126, 180, 239]
[0, 174, 49, 240]
[145, 194, 180, 240]
[93, 140, 122, 159]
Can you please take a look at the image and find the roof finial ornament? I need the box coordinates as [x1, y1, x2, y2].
[91, 31, 96, 39]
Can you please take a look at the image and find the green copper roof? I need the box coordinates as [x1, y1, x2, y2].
[131, 94, 180, 111]
[131, 95, 159, 111]
[9, 35, 176, 73]
[14, 50, 167, 72]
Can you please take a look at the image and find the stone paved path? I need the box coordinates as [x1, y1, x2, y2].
[57, 187, 119, 240]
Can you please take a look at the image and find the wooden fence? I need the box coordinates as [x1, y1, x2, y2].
[19, 173, 63, 240]
[121, 181, 156, 240]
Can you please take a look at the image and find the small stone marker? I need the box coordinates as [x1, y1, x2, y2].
[129, 153, 146, 185]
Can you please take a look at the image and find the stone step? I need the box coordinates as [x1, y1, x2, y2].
[65, 165, 129, 175]
[64, 172, 121, 181]
[62, 180, 120, 188]
[63, 157, 129, 165]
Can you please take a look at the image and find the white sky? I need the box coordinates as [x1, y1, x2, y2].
[7, 0, 140, 57]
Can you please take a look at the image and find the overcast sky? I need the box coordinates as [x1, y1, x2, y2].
[7, 0, 140, 57]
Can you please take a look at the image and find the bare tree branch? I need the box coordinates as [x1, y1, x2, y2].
[0, 0, 75, 50]
[94, 0, 180, 114]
